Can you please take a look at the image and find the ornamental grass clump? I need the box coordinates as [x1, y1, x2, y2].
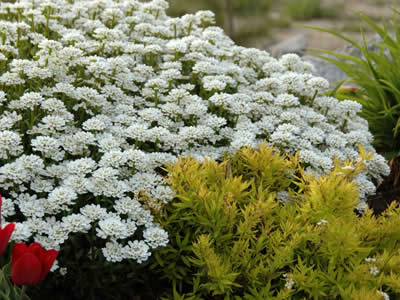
[153, 143, 400, 299]
[0, 0, 390, 298]
[307, 11, 400, 187]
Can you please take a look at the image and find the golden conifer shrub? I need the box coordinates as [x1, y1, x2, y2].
[151, 142, 400, 300]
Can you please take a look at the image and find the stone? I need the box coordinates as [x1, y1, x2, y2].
[268, 33, 309, 58]
[302, 33, 393, 87]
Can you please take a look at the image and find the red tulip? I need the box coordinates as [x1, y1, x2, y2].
[11, 242, 58, 286]
[0, 223, 15, 256]
[0, 194, 15, 256]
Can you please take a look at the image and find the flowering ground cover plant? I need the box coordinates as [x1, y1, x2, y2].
[0, 0, 391, 298]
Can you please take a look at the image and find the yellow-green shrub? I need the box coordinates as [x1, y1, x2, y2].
[151, 143, 400, 299]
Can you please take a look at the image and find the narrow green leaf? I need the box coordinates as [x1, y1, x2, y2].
[327, 80, 347, 97]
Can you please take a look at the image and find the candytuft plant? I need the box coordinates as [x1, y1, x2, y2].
[152, 143, 400, 299]
[0, 0, 390, 298]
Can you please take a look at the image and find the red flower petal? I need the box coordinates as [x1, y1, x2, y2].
[39, 249, 58, 282]
[0, 194, 2, 224]
[11, 243, 28, 266]
[0, 223, 14, 256]
[27, 242, 44, 258]
[11, 253, 42, 286]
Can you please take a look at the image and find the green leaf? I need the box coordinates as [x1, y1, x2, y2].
[327, 79, 347, 97]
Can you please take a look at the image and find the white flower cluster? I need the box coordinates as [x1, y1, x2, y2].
[0, 0, 390, 264]
[377, 290, 390, 300]
[365, 257, 380, 276]
[282, 273, 295, 290]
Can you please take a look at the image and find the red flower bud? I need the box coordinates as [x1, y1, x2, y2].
[11, 242, 58, 286]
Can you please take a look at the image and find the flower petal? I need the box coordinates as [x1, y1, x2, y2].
[0, 223, 14, 256]
[28, 242, 44, 259]
[11, 253, 42, 286]
[39, 249, 58, 282]
[11, 243, 28, 266]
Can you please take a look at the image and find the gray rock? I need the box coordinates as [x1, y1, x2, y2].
[302, 33, 393, 87]
[268, 33, 309, 58]
[302, 55, 348, 87]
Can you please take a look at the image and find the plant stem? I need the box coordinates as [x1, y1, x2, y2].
[19, 285, 26, 300]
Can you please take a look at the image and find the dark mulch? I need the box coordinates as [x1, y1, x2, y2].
[367, 179, 400, 216]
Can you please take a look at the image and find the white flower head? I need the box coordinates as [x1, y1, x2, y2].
[96, 216, 133, 240]
[123, 240, 151, 263]
[143, 226, 169, 248]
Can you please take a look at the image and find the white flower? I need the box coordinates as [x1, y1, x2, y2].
[50, 260, 59, 272]
[45, 187, 78, 213]
[9, 222, 32, 242]
[0, 196, 15, 217]
[377, 291, 390, 300]
[63, 175, 90, 194]
[98, 150, 127, 168]
[59, 267, 68, 276]
[31, 136, 63, 160]
[129, 207, 154, 227]
[369, 265, 379, 276]
[34, 235, 61, 251]
[276, 191, 289, 204]
[62, 214, 92, 233]
[195, 10, 215, 24]
[166, 39, 187, 53]
[0, 111, 22, 131]
[96, 216, 133, 240]
[18, 197, 46, 218]
[365, 257, 377, 263]
[97, 134, 123, 152]
[48, 222, 70, 245]
[150, 185, 175, 203]
[26, 218, 48, 235]
[143, 226, 169, 248]
[9, 92, 44, 110]
[0, 130, 23, 159]
[37, 115, 68, 133]
[114, 197, 142, 215]
[82, 117, 107, 131]
[66, 158, 97, 175]
[123, 240, 151, 263]
[353, 174, 377, 199]
[80, 204, 108, 221]
[282, 273, 295, 290]
[102, 241, 125, 262]
[275, 93, 300, 107]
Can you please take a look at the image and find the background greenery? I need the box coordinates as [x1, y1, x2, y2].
[165, 0, 345, 46]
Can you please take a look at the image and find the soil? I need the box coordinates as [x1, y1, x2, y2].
[368, 158, 400, 215]
[368, 181, 400, 215]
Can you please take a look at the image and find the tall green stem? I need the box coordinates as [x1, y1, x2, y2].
[19, 285, 26, 300]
